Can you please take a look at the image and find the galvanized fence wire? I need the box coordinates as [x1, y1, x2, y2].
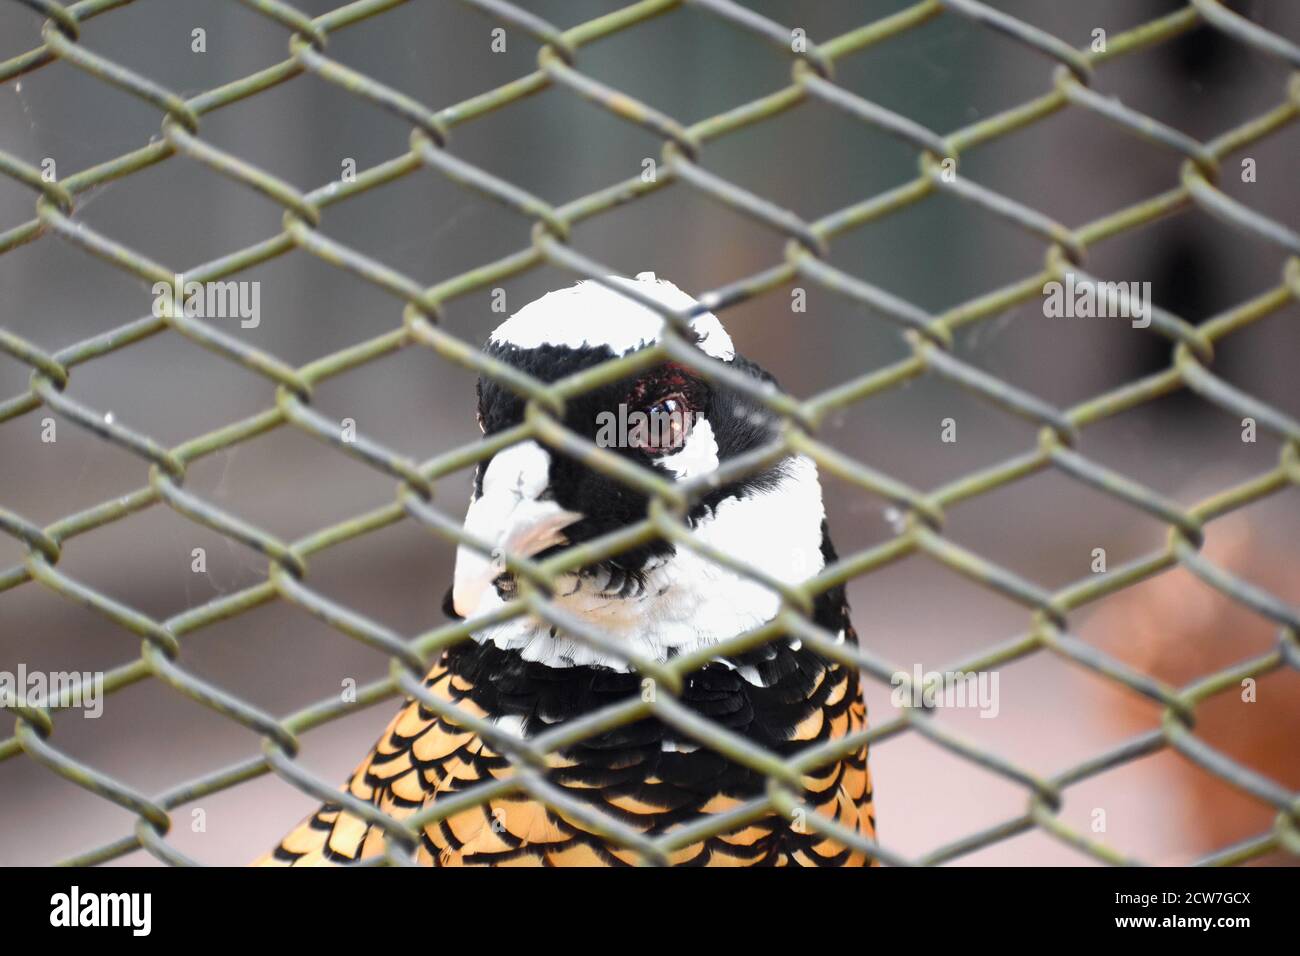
[0, 0, 1297, 866]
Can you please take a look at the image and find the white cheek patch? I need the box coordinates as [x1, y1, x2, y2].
[480, 441, 550, 500]
[452, 441, 581, 618]
[654, 417, 719, 481]
[489, 273, 735, 361]
[670, 454, 825, 628]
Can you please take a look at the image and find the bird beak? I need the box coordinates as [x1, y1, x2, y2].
[451, 443, 582, 618]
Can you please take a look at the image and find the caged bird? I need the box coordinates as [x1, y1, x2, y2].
[260, 273, 876, 867]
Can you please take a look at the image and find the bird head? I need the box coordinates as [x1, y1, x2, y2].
[449, 272, 828, 669]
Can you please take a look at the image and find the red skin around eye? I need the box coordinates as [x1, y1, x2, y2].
[626, 362, 702, 411]
[618, 362, 706, 453]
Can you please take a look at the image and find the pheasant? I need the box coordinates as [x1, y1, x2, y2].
[261, 273, 875, 866]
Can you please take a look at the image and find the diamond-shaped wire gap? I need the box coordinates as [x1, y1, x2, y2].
[697, 94, 926, 220]
[939, 462, 1174, 593]
[1018, 640, 1174, 758]
[0, 572, 143, 697]
[324, 0, 542, 110]
[1107, 187, 1300, 303]
[278, 494, 450, 644]
[1172, 666, 1300, 864]
[1037, 746, 1190, 865]
[190, 244, 406, 369]
[71, 140, 298, 267]
[0, 749, 141, 865]
[1052, 743, 1289, 866]
[1219, 480, 1300, 576]
[1185, 660, 1300, 786]
[525, 180, 795, 304]
[50, 325, 288, 450]
[0, 2, 52, 63]
[319, 151, 536, 287]
[117, 584, 421, 862]
[887, 642, 1171, 800]
[956, 102, 1199, 227]
[813, 454, 916, 561]
[1074, 384, 1285, 503]
[816, 369, 1045, 493]
[71, 0, 294, 102]
[1076, 501, 1299, 685]
[1206, 298, 1300, 425]
[895, 643, 1183, 865]
[849, 548, 1041, 671]
[1209, 121, 1300, 228]
[719, 277, 915, 399]
[190, 70, 374, 198]
[0, 41, 170, 174]
[171, 584, 402, 723]
[1088, 202, 1296, 328]
[308, 342, 480, 467]
[866, 724, 1057, 864]
[446, 81, 671, 210]
[823, 185, 1050, 321]
[563, 178, 792, 291]
[1092, 8, 1299, 144]
[948, 298, 1169, 412]
[827, 7, 1068, 135]
[151, 72, 331, 220]
[244, 62, 434, 192]
[868, 642, 1164, 868]
[567, 0, 795, 126]
[0, 223, 165, 355]
[12, 498, 278, 640]
[177, 417, 400, 544]
[81, 664, 278, 792]
[0, 392, 158, 530]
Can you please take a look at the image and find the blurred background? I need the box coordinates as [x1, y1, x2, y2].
[0, 0, 1297, 865]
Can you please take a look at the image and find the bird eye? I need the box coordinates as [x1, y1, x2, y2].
[634, 392, 694, 455]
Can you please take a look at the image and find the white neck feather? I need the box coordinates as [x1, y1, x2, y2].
[464, 455, 826, 675]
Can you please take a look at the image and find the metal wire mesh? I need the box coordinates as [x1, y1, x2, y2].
[0, 0, 1297, 867]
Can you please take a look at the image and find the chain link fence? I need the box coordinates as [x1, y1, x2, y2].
[0, 0, 1297, 866]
